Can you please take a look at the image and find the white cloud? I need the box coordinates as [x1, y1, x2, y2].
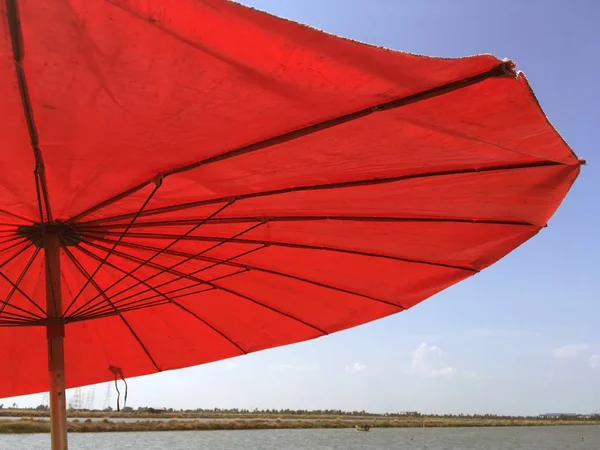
[590, 355, 600, 370]
[224, 361, 239, 368]
[552, 344, 589, 361]
[345, 362, 367, 373]
[411, 343, 455, 378]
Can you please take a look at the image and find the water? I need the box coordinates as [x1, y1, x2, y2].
[0, 426, 597, 449]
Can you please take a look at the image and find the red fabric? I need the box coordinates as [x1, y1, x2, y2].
[0, 0, 581, 398]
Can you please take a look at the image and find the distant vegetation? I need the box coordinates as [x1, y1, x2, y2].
[0, 406, 598, 421]
[0, 416, 599, 434]
[0, 408, 599, 434]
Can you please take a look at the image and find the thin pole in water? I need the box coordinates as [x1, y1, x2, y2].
[45, 230, 68, 450]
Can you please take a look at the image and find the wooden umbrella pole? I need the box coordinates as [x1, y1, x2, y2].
[44, 230, 68, 450]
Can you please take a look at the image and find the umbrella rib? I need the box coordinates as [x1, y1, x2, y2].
[66, 245, 248, 355]
[0, 298, 44, 322]
[69, 300, 173, 322]
[63, 181, 162, 317]
[0, 239, 44, 321]
[0, 238, 31, 261]
[69, 221, 265, 318]
[74, 270, 243, 322]
[72, 238, 327, 336]
[0, 209, 35, 224]
[203, 280, 328, 336]
[0, 310, 35, 320]
[78, 215, 537, 229]
[0, 241, 35, 271]
[69, 284, 225, 325]
[34, 168, 47, 224]
[0, 246, 41, 317]
[67, 61, 517, 224]
[72, 286, 213, 323]
[79, 239, 251, 293]
[0, 319, 45, 327]
[99, 285, 217, 318]
[80, 235, 407, 310]
[0, 309, 42, 323]
[62, 246, 161, 372]
[74, 238, 242, 297]
[162, 66, 523, 179]
[0, 235, 30, 248]
[0, 257, 46, 318]
[67, 201, 233, 317]
[5, 0, 54, 223]
[72, 237, 264, 317]
[66, 245, 207, 311]
[76, 269, 249, 322]
[0, 229, 20, 235]
[79, 230, 475, 273]
[76, 159, 564, 226]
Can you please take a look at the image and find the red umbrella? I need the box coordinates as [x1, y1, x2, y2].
[0, 0, 583, 448]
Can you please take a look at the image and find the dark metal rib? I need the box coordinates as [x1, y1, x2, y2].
[0, 298, 44, 321]
[71, 238, 327, 336]
[0, 247, 40, 316]
[76, 159, 564, 226]
[0, 235, 30, 250]
[0, 208, 35, 224]
[68, 201, 233, 317]
[79, 229, 476, 273]
[70, 221, 265, 317]
[62, 245, 161, 371]
[75, 266, 249, 320]
[0, 319, 46, 327]
[78, 215, 537, 229]
[65, 245, 247, 355]
[5, 0, 53, 222]
[67, 62, 517, 224]
[0, 309, 43, 322]
[79, 234, 406, 310]
[70, 237, 263, 318]
[0, 268, 46, 318]
[63, 182, 162, 316]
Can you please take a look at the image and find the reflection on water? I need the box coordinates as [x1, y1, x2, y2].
[0, 426, 598, 450]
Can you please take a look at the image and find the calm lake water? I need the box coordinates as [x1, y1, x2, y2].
[0, 426, 598, 449]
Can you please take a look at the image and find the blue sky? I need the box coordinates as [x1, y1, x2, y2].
[3, 0, 598, 416]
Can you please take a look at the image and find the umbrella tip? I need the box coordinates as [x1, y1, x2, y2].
[501, 58, 517, 76]
[578, 158, 587, 166]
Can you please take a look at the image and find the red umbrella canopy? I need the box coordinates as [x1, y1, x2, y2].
[0, 0, 582, 399]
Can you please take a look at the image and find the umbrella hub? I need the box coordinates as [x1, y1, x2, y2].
[16, 222, 83, 248]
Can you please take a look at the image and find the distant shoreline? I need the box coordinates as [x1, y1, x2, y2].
[1, 415, 599, 434]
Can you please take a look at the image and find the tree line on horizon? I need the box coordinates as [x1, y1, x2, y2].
[2, 404, 598, 420]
